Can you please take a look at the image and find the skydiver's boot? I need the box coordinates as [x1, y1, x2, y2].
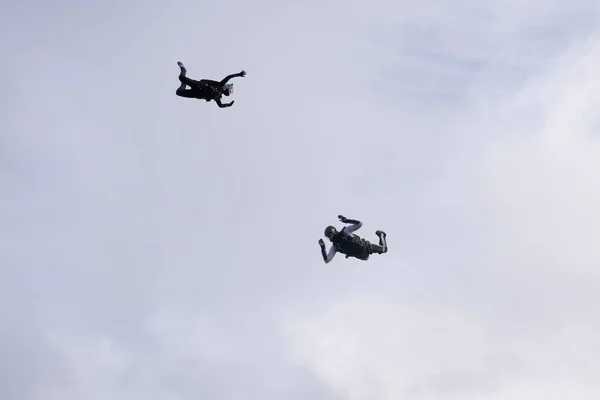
[376, 230, 387, 253]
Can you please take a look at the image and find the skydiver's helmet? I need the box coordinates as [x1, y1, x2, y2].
[223, 83, 234, 96]
[324, 225, 337, 241]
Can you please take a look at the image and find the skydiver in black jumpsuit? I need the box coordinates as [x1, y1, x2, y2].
[175, 61, 246, 108]
[318, 215, 388, 263]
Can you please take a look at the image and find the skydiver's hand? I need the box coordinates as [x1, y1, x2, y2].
[338, 215, 348, 223]
[239, 70, 246, 77]
[227, 101, 235, 107]
[318, 239, 325, 247]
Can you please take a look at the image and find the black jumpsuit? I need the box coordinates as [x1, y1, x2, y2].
[175, 64, 242, 108]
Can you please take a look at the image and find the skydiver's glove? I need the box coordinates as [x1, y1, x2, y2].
[318, 239, 328, 261]
[239, 70, 246, 77]
[226, 101, 235, 107]
[339, 215, 360, 224]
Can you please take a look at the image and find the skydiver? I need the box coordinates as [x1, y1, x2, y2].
[318, 215, 387, 263]
[175, 61, 246, 108]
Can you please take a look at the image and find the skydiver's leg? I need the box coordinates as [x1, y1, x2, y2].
[176, 62, 191, 96]
[176, 61, 203, 94]
[370, 231, 387, 254]
[177, 64, 195, 85]
[370, 244, 385, 254]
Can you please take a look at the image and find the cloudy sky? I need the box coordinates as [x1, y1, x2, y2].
[2, 0, 600, 399]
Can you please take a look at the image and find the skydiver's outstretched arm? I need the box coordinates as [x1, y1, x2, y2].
[215, 98, 234, 108]
[338, 215, 362, 233]
[318, 239, 337, 263]
[220, 70, 246, 85]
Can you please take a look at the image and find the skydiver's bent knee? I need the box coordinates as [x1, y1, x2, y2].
[370, 244, 386, 254]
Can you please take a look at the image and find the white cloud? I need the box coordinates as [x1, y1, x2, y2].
[2, 0, 600, 398]
[476, 37, 600, 279]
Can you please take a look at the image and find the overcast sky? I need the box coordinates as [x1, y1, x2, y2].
[1, 0, 600, 399]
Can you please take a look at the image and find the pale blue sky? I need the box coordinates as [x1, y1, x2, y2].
[1, 0, 600, 399]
